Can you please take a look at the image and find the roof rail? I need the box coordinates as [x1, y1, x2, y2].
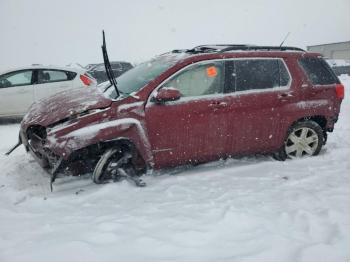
[172, 44, 305, 54]
[218, 45, 305, 53]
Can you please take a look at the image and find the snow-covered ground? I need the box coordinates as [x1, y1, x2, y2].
[1, 76, 350, 262]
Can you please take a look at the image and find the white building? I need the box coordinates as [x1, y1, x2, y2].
[307, 41, 350, 60]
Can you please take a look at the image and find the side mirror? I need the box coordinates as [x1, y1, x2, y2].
[154, 87, 181, 103]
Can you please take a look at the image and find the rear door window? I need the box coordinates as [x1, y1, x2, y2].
[299, 57, 340, 85]
[37, 70, 74, 84]
[224, 59, 290, 93]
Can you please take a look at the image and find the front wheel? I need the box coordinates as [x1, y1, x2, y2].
[92, 147, 146, 187]
[274, 121, 324, 161]
[93, 148, 130, 184]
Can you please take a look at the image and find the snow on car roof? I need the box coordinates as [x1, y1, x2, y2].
[0, 65, 86, 75]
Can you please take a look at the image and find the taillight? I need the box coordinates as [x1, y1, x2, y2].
[335, 84, 345, 99]
[80, 74, 93, 86]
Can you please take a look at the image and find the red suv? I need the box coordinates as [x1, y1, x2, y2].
[11, 45, 344, 188]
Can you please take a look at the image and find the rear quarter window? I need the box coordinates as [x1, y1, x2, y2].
[299, 57, 340, 85]
[66, 71, 77, 80]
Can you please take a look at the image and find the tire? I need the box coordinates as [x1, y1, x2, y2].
[92, 148, 134, 184]
[92, 148, 119, 184]
[273, 121, 324, 161]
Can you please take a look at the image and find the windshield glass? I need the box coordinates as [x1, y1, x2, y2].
[103, 53, 188, 99]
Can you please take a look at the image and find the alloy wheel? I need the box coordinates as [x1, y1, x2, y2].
[285, 127, 319, 158]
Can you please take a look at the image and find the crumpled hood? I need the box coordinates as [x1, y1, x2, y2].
[22, 88, 112, 127]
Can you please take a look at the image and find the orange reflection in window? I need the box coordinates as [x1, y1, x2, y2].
[206, 66, 217, 77]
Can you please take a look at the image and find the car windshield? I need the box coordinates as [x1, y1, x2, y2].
[103, 53, 188, 99]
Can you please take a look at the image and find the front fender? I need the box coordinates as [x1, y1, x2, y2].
[46, 118, 154, 166]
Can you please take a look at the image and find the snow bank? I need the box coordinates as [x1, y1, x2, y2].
[0, 76, 350, 262]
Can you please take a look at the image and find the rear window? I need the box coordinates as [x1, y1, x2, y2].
[299, 57, 340, 85]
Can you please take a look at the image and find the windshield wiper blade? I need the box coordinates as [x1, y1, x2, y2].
[102, 30, 120, 98]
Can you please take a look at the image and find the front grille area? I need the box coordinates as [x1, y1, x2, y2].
[26, 125, 49, 166]
[27, 125, 47, 140]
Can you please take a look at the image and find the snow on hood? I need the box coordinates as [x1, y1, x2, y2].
[22, 88, 112, 127]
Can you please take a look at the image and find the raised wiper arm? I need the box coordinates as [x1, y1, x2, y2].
[102, 30, 120, 97]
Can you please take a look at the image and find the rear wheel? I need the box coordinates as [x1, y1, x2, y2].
[274, 121, 324, 161]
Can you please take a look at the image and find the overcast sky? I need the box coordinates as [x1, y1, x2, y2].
[0, 0, 349, 71]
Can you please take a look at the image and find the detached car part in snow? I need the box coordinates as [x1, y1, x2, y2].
[7, 41, 344, 190]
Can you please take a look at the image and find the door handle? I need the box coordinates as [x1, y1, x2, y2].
[278, 92, 293, 101]
[209, 101, 228, 109]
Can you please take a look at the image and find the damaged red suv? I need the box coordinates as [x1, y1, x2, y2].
[10, 44, 344, 188]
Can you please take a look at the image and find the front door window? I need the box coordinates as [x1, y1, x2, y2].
[164, 61, 224, 97]
[0, 70, 33, 88]
[0, 70, 34, 116]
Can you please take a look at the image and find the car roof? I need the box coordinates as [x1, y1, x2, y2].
[144, 47, 318, 71]
[0, 65, 86, 75]
[173, 44, 305, 53]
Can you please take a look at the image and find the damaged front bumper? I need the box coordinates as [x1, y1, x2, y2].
[26, 131, 65, 191]
[8, 129, 66, 191]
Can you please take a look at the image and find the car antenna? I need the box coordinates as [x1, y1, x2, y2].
[279, 32, 291, 47]
[102, 30, 120, 97]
